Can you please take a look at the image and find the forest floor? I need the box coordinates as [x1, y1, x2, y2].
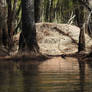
[0, 50, 92, 63]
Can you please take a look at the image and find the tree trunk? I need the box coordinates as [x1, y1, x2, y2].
[7, 0, 14, 49]
[0, 28, 3, 46]
[73, 0, 85, 52]
[34, 0, 40, 22]
[19, 0, 39, 53]
[78, 27, 85, 52]
[0, 0, 8, 47]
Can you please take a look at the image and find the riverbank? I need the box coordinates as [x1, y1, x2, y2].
[0, 23, 92, 62]
[0, 51, 92, 63]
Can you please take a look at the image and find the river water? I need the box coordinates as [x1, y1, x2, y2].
[0, 57, 92, 92]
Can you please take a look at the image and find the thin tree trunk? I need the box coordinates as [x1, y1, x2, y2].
[0, 0, 8, 47]
[34, 0, 40, 22]
[78, 27, 85, 52]
[0, 28, 3, 46]
[7, 0, 14, 49]
[73, 0, 85, 52]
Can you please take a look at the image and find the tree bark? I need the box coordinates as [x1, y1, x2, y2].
[19, 0, 39, 53]
[0, 0, 8, 47]
[7, 0, 14, 49]
[34, 0, 40, 22]
[78, 27, 85, 52]
[73, 0, 85, 52]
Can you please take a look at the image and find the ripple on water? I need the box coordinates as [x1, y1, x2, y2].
[0, 57, 92, 92]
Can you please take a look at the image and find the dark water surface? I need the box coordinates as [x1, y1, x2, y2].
[0, 57, 92, 92]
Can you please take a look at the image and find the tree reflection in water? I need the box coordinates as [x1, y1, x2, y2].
[78, 59, 85, 92]
[0, 57, 92, 92]
[0, 61, 24, 92]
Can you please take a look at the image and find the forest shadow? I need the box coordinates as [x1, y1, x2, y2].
[0, 54, 51, 63]
[0, 51, 91, 62]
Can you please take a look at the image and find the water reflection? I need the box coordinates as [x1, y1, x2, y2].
[0, 62, 24, 92]
[0, 57, 92, 92]
[78, 59, 85, 92]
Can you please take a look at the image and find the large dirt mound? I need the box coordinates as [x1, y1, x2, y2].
[36, 23, 79, 55]
[36, 23, 92, 55]
[12, 22, 92, 55]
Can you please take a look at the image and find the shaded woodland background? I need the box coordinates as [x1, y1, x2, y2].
[0, 0, 92, 56]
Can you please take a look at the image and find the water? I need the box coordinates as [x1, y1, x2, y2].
[0, 57, 92, 92]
